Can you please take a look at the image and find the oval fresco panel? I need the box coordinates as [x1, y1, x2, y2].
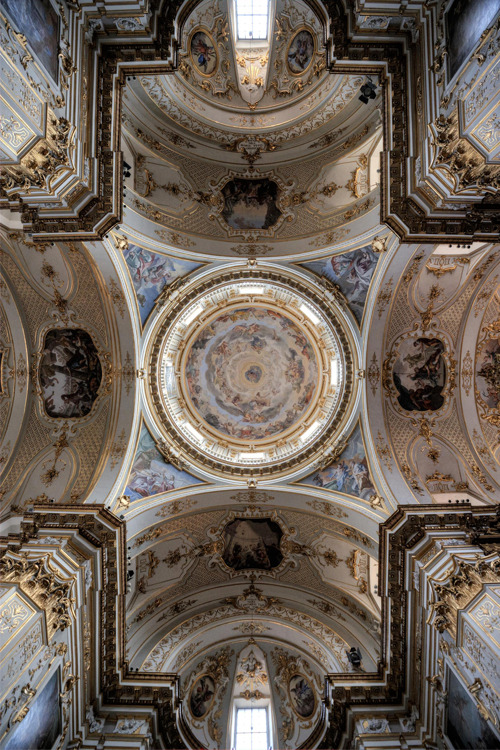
[189, 674, 215, 719]
[476, 337, 500, 409]
[39, 328, 102, 418]
[288, 674, 315, 718]
[189, 29, 218, 77]
[184, 307, 318, 440]
[392, 337, 446, 411]
[286, 29, 315, 75]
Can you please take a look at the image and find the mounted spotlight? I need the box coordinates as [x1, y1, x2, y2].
[359, 77, 377, 104]
[123, 161, 132, 178]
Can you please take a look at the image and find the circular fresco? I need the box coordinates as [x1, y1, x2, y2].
[147, 271, 357, 478]
[185, 308, 318, 440]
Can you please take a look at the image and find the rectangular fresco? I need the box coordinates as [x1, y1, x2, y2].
[3, 669, 61, 750]
[445, 668, 500, 749]
[301, 246, 378, 324]
[125, 426, 202, 501]
[446, 0, 500, 80]
[300, 424, 375, 500]
[123, 244, 200, 326]
[2, 0, 59, 82]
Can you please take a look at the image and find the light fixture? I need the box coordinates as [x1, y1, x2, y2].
[359, 77, 377, 104]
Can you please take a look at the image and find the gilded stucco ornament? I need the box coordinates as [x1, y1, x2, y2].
[145, 266, 359, 479]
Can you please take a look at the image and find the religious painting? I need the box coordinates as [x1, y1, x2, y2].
[2, 0, 59, 82]
[222, 518, 283, 571]
[302, 246, 379, 324]
[125, 426, 201, 501]
[287, 29, 315, 75]
[185, 307, 318, 440]
[476, 337, 500, 409]
[189, 29, 218, 76]
[3, 669, 61, 750]
[445, 668, 500, 749]
[288, 674, 315, 718]
[123, 244, 200, 326]
[221, 178, 282, 231]
[392, 337, 446, 411]
[300, 424, 375, 499]
[189, 674, 216, 719]
[39, 328, 102, 418]
[445, 0, 500, 80]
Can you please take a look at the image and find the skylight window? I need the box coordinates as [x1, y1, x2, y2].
[235, 0, 269, 40]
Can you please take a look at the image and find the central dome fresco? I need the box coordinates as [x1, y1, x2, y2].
[146, 268, 359, 479]
[185, 307, 319, 441]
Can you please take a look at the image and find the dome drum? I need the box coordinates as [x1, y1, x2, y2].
[145, 267, 359, 479]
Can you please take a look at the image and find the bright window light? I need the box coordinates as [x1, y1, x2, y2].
[240, 285, 265, 295]
[300, 304, 320, 326]
[183, 305, 203, 325]
[236, 0, 269, 40]
[301, 421, 320, 442]
[239, 452, 265, 460]
[235, 707, 269, 750]
[183, 423, 203, 442]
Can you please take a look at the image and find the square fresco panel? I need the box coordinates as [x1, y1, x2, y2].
[446, 0, 500, 80]
[125, 426, 202, 501]
[302, 246, 379, 324]
[39, 328, 102, 418]
[445, 668, 500, 749]
[3, 669, 61, 750]
[476, 337, 500, 409]
[300, 424, 375, 500]
[221, 178, 281, 231]
[222, 518, 283, 571]
[123, 244, 200, 326]
[2, 0, 59, 82]
[392, 337, 446, 411]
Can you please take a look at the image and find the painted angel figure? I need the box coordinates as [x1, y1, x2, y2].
[192, 35, 215, 72]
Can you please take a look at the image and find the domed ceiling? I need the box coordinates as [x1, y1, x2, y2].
[145, 268, 358, 478]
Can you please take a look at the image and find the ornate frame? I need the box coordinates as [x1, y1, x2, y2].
[187, 27, 219, 78]
[285, 26, 317, 77]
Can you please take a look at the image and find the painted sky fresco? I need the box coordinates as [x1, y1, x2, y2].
[185, 307, 318, 440]
[302, 246, 379, 323]
[123, 244, 200, 326]
[2, 0, 59, 82]
[125, 426, 202, 501]
[300, 424, 375, 500]
[3, 670, 61, 750]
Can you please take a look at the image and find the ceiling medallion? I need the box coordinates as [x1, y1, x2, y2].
[146, 267, 358, 479]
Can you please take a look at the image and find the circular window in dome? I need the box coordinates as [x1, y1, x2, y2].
[146, 268, 359, 479]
